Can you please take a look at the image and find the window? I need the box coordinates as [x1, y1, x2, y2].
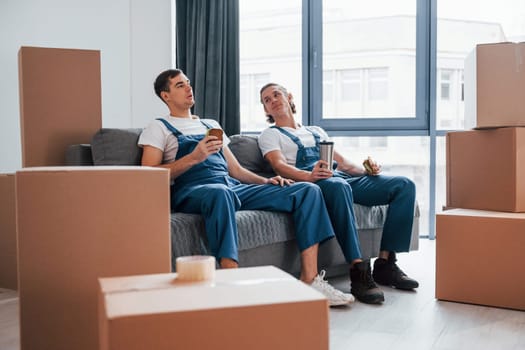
[436, 68, 464, 129]
[367, 68, 388, 101]
[368, 137, 387, 148]
[318, 0, 425, 130]
[240, 73, 270, 131]
[340, 69, 361, 102]
[239, 0, 302, 132]
[236, 0, 525, 239]
[435, 0, 525, 220]
[239, 75, 249, 107]
[323, 68, 388, 118]
[323, 70, 335, 116]
[436, 0, 525, 131]
[333, 136, 430, 232]
[440, 69, 452, 101]
[323, 70, 334, 102]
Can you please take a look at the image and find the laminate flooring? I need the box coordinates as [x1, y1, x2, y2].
[328, 239, 525, 350]
[1, 239, 523, 350]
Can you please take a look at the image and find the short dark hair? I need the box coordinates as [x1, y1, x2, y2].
[154, 69, 183, 104]
[259, 82, 296, 124]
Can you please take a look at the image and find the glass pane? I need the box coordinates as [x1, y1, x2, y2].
[437, 0, 525, 130]
[239, 74, 249, 106]
[239, 1, 302, 132]
[322, 0, 417, 119]
[368, 68, 388, 101]
[341, 69, 361, 102]
[323, 70, 334, 102]
[331, 136, 429, 236]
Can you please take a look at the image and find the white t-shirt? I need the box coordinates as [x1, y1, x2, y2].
[138, 116, 230, 164]
[258, 125, 329, 166]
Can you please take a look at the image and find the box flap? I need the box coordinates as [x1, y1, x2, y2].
[99, 267, 325, 318]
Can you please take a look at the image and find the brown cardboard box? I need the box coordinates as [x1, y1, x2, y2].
[0, 174, 17, 290]
[464, 42, 525, 129]
[436, 209, 525, 310]
[16, 167, 171, 350]
[98, 266, 329, 350]
[18, 47, 102, 167]
[446, 127, 525, 212]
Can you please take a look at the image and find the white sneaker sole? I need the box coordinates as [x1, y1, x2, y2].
[329, 293, 355, 307]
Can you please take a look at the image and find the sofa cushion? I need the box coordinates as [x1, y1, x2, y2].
[91, 128, 143, 165]
[89, 129, 274, 176]
[228, 134, 275, 176]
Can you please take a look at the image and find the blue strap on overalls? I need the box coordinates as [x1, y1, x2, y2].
[156, 118, 233, 189]
[271, 126, 325, 171]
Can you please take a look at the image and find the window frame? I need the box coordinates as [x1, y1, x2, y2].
[303, 0, 432, 134]
[301, 0, 438, 239]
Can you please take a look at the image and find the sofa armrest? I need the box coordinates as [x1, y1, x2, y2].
[91, 128, 143, 165]
[65, 144, 94, 166]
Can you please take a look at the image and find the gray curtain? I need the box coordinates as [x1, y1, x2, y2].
[176, 0, 240, 136]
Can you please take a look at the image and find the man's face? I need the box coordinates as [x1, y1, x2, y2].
[261, 86, 292, 117]
[162, 73, 194, 108]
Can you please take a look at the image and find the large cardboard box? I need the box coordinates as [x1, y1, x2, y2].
[446, 127, 525, 212]
[464, 42, 525, 129]
[98, 266, 329, 350]
[18, 47, 102, 167]
[16, 167, 171, 350]
[436, 209, 525, 311]
[0, 174, 17, 290]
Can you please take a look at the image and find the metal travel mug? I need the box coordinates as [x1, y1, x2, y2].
[319, 141, 334, 169]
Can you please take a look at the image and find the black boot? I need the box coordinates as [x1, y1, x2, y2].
[350, 260, 384, 304]
[373, 252, 419, 290]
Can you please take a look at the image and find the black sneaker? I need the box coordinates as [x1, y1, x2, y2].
[372, 252, 419, 290]
[349, 260, 385, 304]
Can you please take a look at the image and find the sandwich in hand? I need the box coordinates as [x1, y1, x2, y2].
[363, 156, 380, 175]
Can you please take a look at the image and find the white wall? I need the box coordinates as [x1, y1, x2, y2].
[0, 0, 172, 173]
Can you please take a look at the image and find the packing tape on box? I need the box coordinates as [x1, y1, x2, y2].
[176, 255, 216, 281]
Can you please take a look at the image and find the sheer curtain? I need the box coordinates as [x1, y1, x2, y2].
[176, 0, 240, 135]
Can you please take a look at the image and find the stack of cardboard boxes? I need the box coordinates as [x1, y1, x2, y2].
[436, 42, 525, 311]
[6, 46, 330, 350]
[12, 47, 173, 350]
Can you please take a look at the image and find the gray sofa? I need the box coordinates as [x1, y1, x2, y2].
[66, 128, 419, 277]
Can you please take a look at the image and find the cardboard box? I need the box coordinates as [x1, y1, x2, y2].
[16, 167, 171, 350]
[18, 47, 102, 167]
[0, 174, 17, 290]
[464, 42, 525, 129]
[446, 128, 525, 212]
[436, 209, 525, 311]
[98, 266, 329, 350]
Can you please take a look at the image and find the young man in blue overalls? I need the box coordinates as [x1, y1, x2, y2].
[138, 69, 355, 306]
[258, 83, 419, 305]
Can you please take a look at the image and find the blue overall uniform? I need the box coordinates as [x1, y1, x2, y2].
[272, 126, 416, 256]
[157, 119, 335, 262]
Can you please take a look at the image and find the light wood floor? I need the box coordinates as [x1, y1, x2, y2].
[328, 239, 525, 350]
[1, 239, 524, 350]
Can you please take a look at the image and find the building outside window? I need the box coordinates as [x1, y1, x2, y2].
[240, 73, 271, 131]
[440, 69, 452, 101]
[340, 69, 361, 102]
[239, 0, 302, 132]
[367, 68, 388, 101]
